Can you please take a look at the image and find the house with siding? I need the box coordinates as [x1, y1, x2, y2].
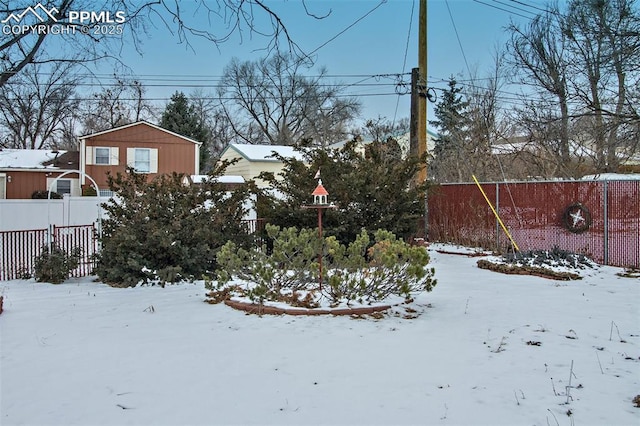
[217, 135, 439, 188]
[0, 149, 80, 199]
[0, 121, 202, 199]
[80, 121, 201, 196]
[218, 144, 305, 188]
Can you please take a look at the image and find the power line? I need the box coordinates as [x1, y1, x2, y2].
[491, 0, 538, 18]
[392, 0, 415, 125]
[444, 0, 472, 78]
[471, 0, 534, 19]
[305, 0, 388, 58]
[506, 0, 556, 16]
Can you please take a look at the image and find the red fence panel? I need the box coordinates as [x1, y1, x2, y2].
[53, 225, 98, 278]
[499, 181, 605, 260]
[428, 183, 497, 248]
[606, 180, 640, 268]
[428, 180, 639, 268]
[0, 225, 97, 281]
[0, 228, 47, 281]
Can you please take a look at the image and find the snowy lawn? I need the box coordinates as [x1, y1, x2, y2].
[1, 244, 638, 426]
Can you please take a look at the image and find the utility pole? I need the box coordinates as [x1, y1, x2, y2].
[410, 0, 428, 239]
[418, 0, 427, 184]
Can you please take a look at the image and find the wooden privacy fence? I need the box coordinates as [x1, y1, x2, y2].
[0, 224, 97, 281]
[428, 180, 640, 268]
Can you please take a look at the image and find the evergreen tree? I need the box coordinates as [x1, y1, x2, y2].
[428, 78, 472, 182]
[259, 140, 428, 245]
[95, 161, 254, 287]
[160, 92, 211, 172]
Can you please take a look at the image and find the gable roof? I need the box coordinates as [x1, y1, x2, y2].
[79, 121, 202, 145]
[221, 143, 305, 162]
[0, 149, 78, 171]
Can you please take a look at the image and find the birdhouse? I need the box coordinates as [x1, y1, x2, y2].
[312, 179, 329, 205]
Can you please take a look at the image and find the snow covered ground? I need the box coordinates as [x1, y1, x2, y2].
[1, 244, 638, 426]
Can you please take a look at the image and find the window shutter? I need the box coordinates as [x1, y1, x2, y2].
[70, 178, 81, 196]
[150, 148, 158, 173]
[110, 147, 119, 165]
[126, 148, 135, 168]
[85, 146, 93, 165]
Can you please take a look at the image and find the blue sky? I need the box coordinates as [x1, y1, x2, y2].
[112, 0, 548, 124]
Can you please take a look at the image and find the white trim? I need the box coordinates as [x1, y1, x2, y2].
[0, 168, 73, 173]
[195, 143, 200, 175]
[127, 147, 158, 173]
[80, 138, 86, 185]
[0, 173, 6, 199]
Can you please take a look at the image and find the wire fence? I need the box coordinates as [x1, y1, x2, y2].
[428, 180, 639, 268]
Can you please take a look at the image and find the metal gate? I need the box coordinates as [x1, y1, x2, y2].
[0, 224, 98, 281]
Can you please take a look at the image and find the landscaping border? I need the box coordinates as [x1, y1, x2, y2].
[224, 299, 391, 316]
[476, 259, 582, 280]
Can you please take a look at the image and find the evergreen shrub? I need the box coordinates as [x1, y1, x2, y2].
[34, 245, 81, 284]
[95, 162, 255, 287]
[259, 139, 429, 245]
[32, 190, 62, 199]
[213, 225, 436, 306]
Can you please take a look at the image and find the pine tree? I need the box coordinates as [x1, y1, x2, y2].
[259, 140, 428, 245]
[95, 162, 254, 287]
[428, 78, 472, 182]
[160, 92, 211, 172]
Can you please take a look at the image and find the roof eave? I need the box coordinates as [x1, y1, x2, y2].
[79, 120, 203, 145]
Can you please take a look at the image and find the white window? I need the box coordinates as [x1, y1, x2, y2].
[127, 148, 158, 173]
[86, 146, 119, 166]
[95, 147, 110, 165]
[56, 179, 71, 195]
[135, 149, 150, 172]
[99, 189, 114, 197]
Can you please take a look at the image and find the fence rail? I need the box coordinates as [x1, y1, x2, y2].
[0, 224, 97, 281]
[428, 180, 639, 268]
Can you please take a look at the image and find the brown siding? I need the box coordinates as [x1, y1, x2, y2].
[3, 171, 77, 199]
[85, 123, 197, 189]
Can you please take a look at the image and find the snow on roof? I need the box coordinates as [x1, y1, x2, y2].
[0, 149, 68, 170]
[224, 144, 304, 162]
[581, 173, 640, 181]
[329, 131, 438, 154]
[188, 175, 245, 184]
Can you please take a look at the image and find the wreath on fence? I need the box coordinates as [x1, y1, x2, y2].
[562, 203, 592, 234]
